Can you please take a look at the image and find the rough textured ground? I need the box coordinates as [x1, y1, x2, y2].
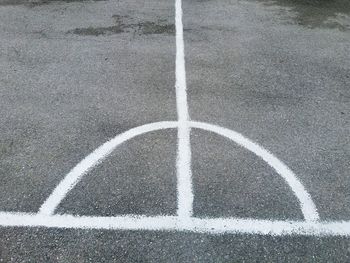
[0, 0, 349, 261]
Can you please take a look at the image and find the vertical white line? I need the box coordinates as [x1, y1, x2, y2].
[175, 0, 193, 218]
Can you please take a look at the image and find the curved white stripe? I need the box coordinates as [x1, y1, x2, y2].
[190, 121, 319, 222]
[38, 121, 178, 215]
[39, 120, 319, 222]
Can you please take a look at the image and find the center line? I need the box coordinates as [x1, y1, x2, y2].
[175, 0, 193, 219]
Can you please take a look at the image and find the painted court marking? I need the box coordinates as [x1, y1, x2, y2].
[0, 0, 349, 236]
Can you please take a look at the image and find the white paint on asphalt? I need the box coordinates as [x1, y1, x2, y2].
[0, 212, 349, 236]
[38, 121, 178, 216]
[190, 121, 320, 222]
[2, 0, 346, 236]
[175, 0, 193, 219]
[38, 119, 320, 221]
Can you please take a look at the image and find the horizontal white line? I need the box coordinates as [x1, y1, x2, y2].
[0, 212, 349, 236]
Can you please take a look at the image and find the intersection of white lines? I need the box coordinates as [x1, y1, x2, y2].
[0, 0, 349, 236]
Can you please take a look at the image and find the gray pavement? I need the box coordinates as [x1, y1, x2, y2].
[0, 0, 349, 261]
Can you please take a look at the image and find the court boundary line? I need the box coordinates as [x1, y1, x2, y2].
[0, 212, 349, 236]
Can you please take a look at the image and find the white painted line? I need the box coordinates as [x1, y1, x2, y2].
[38, 120, 319, 222]
[175, 0, 193, 219]
[176, 123, 193, 219]
[0, 212, 349, 236]
[190, 121, 320, 222]
[17, 0, 324, 237]
[38, 121, 178, 216]
[175, 0, 189, 123]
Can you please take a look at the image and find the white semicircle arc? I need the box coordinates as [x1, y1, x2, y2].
[38, 121, 178, 216]
[190, 121, 319, 222]
[38, 120, 319, 222]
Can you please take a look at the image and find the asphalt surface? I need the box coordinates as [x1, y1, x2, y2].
[0, 0, 349, 261]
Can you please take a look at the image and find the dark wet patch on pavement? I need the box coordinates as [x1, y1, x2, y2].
[67, 15, 175, 36]
[0, 0, 106, 7]
[138, 21, 175, 35]
[254, 0, 350, 30]
[68, 26, 124, 36]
